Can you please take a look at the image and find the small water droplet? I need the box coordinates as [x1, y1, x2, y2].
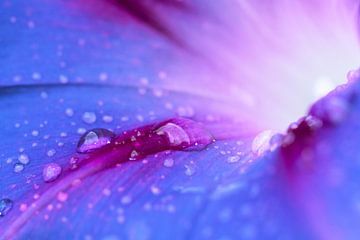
[43, 163, 62, 182]
[102, 188, 111, 196]
[31, 130, 39, 136]
[102, 115, 113, 123]
[163, 158, 174, 168]
[47, 149, 56, 157]
[82, 112, 97, 124]
[227, 155, 240, 163]
[57, 192, 68, 202]
[77, 127, 86, 135]
[150, 185, 161, 195]
[14, 163, 24, 173]
[129, 150, 139, 161]
[18, 154, 29, 165]
[184, 164, 195, 176]
[0, 198, 13, 217]
[121, 195, 132, 205]
[69, 156, 80, 169]
[77, 128, 115, 153]
[65, 108, 74, 117]
[40, 91, 48, 99]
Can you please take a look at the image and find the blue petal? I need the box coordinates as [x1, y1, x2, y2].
[0, 84, 264, 239]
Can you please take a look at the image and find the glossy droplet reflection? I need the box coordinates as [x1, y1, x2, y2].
[156, 123, 190, 147]
[77, 128, 115, 153]
[0, 198, 13, 217]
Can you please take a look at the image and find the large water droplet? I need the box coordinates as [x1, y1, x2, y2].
[156, 123, 190, 147]
[43, 163, 62, 182]
[155, 118, 214, 151]
[77, 128, 115, 153]
[0, 198, 13, 217]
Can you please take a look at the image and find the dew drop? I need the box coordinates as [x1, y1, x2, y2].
[0, 198, 13, 217]
[129, 150, 139, 161]
[156, 123, 190, 147]
[69, 156, 80, 169]
[163, 158, 174, 168]
[43, 163, 62, 182]
[57, 192, 68, 202]
[184, 164, 196, 176]
[77, 128, 115, 153]
[82, 112, 97, 124]
[14, 163, 24, 173]
[102, 115, 113, 123]
[47, 149, 56, 157]
[31, 130, 39, 136]
[65, 108, 74, 117]
[150, 185, 161, 195]
[121, 195, 132, 205]
[227, 155, 240, 163]
[18, 154, 29, 165]
[77, 127, 86, 135]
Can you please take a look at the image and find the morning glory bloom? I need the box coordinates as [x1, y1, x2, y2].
[0, 0, 360, 239]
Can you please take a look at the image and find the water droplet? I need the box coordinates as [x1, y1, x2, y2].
[40, 91, 48, 99]
[102, 188, 111, 196]
[59, 74, 68, 84]
[121, 195, 132, 205]
[184, 164, 196, 176]
[47, 149, 56, 157]
[31, 130, 39, 136]
[77, 127, 86, 135]
[163, 158, 174, 168]
[77, 128, 115, 153]
[43, 163, 62, 182]
[102, 115, 113, 123]
[69, 156, 80, 169]
[0, 198, 13, 217]
[18, 154, 29, 165]
[227, 155, 240, 163]
[82, 112, 97, 124]
[129, 150, 139, 161]
[14, 163, 24, 173]
[57, 192, 68, 202]
[65, 108, 74, 117]
[150, 185, 161, 195]
[252, 130, 274, 156]
[156, 123, 190, 147]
